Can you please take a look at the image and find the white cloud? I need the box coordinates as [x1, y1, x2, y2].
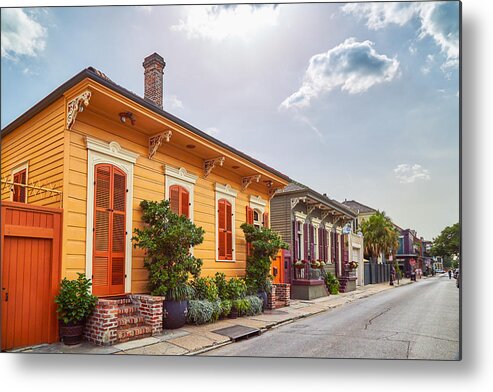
[421, 54, 435, 75]
[171, 4, 279, 42]
[342, 2, 459, 69]
[280, 38, 400, 109]
[393, 164, 431, 184]
[166, 94, 184, 110]
[342, 2, 418, 30]
[1, 8, 47, 60]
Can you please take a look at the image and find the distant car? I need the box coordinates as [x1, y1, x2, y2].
[435, 269, 444, 273]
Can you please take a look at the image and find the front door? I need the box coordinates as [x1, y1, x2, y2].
[92, 164, 126, 296]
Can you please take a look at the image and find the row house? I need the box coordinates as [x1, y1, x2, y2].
[270, 182, 359, 299]
[0, 53, 289, 350]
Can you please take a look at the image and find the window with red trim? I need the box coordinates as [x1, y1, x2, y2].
[169, 185, 190, 218]
[12, 169, 27, 203]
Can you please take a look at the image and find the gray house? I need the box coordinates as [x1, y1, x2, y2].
[271, 182, 359, 299]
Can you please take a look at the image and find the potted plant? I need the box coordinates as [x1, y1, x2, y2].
[294, 260, 305, 269]
[133, 200, 205, 329]
[241, 222, 289, 309]
[54, 273, 97, 345]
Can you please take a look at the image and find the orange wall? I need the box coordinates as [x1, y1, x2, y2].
[1, 98, 65, 207]
[67, 108, 271, 293]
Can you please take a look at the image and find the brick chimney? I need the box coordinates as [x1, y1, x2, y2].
[143, 52, 166, 109]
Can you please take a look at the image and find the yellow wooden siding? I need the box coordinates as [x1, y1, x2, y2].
[67, 109, 271, 293]
[1, 98, 65, 208]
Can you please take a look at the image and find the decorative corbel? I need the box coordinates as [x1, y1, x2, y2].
[203, 157, 225, 178]
[321, 211, 330, 220]
[268, 187, 282, 199]
[149, 130, 172, 159]
[241, 174, 261, 191]
[307, 206, 316, 215]
[67, 90, 92, 130]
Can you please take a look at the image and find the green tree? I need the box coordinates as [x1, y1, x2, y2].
[132, 199, 205, 300]
[430, 222, 460, 260]
[361, 211, 400, 263]
[240, 223, 289, 293]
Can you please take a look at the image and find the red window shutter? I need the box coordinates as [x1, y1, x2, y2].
[323, 230, 328, 262]
[225, 201, 233, 259]
[263, 212, 269, 228]
[180, 188, 190, 218]
[246, 206, 254, 224]
[318, 228, 323, 261]
[246, 206, 253, 256]
[218, 200, 226, 259]
[169, 185, 180, 215]
[13, 169, 27, 203]
[309, 224, 315, 261]
[93, 164, 126, 296]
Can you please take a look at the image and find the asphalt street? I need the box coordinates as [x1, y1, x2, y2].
[204, 274, 460, 360]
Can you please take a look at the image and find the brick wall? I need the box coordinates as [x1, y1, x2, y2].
[266, 283, 291, 309]
[84, 298, 119, 346]
[83, 295, 165, 346]
[131, 294, 165, 335]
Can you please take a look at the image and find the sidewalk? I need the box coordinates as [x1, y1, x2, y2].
[21, 278, 415, 356]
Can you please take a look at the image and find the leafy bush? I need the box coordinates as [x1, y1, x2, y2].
[55, 273, 98, 325]
[244, 295, 263, 316]
[325, 272, 340, 295]
[241, 223, 289, 293]
[210, 300, 222, 322]
[219, 299, 233, 318]
[233, 298, 252, 316]
[192, 277, 219, 301]
[214, 272, 229, 299]
[132, 200, 205, 300]
[226, 277, 247, 300]
[187, 300, 214, 325]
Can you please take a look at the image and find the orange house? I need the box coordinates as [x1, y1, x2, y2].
[1, 53, 289, 349]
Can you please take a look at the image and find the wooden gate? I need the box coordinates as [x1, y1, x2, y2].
[1, 201, 62, 351]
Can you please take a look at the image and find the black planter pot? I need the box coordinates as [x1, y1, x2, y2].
[163, 300, 188, 329]
[257, 291, 268, 310]
[228, 307, 238, 319]
[59, 321, 84, 345]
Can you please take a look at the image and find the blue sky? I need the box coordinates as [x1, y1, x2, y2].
[1, 1, 460, 240]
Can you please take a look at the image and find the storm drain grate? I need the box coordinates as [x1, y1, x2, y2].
[211, 325, 261, 342]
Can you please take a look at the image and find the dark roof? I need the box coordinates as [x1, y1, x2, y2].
[275, 181, 357, 218]
[341, 200, 377, 214]
[1, 67, 291, 183]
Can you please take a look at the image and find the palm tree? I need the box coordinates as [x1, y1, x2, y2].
[361, 211, 399, 263]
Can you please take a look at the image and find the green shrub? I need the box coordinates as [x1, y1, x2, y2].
[187, 300, 214, 325]
[241, 223, 289, 293]
[55, 273, 98, 325]
[244, 295, 263, 316]
[233, 298, 251, 316]
[192, 277, 219, 301]
[214, 272, 229, 299]
[219, 299, 232, 317]
[226, 277, 247, 300]
[325, 272, 340, 295]
[132, 200, 204, 300]
[210, 300, 222, 322]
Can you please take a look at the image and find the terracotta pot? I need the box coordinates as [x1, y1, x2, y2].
[59, 321, 84, 345]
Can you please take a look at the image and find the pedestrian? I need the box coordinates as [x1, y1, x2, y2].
[448, 269, 452, 279]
